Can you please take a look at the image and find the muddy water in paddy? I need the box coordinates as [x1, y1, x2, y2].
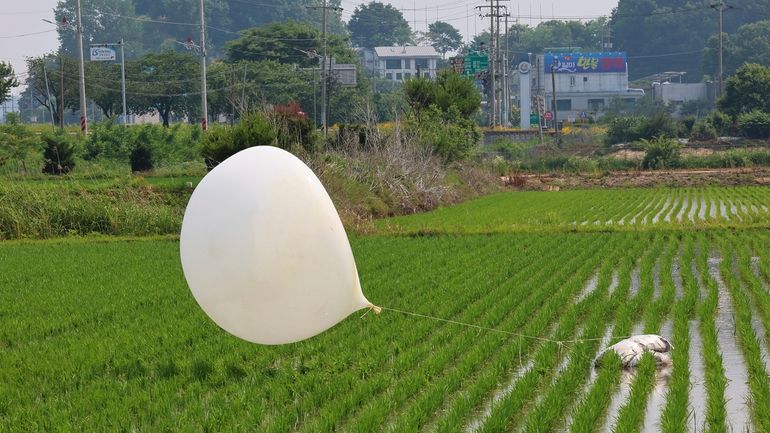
[688, 320, 708, 433]
[652, 197, 673, 224]
[708, 256, 752, 432]
[630, 266, 642, 298]
[672, 256, 684, 300]
[698, 197, 708, 220]
[677, 196, 689, 222]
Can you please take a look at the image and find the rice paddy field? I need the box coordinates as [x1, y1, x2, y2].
[2, 186, 770, 432]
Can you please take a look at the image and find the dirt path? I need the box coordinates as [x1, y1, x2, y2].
[507, 167, 770, 190]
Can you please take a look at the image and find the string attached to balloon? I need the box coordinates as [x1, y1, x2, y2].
[374, 305, 633, 345]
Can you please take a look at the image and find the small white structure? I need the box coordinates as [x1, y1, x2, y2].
[651, 82, 716, 106]
[595, 334, 673, 368]
[372, 46, 441, 81]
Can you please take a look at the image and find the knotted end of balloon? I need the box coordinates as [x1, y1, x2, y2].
[366, 303, 382, 314]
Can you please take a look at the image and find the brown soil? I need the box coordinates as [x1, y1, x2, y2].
[503, 167, 770, 190]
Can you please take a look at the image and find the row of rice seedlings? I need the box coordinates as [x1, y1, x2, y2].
[606, 189, 651, 225]
[606, 236, 676, 433]
[570, 237, 662, 432]
[592, 235, 666, 433]
[732, 234, 770, 367]
[371, 235, 616, 433]
[486, 236, 659, 431]
[516, 237, 641, 433]
[324, 236, 608, 430]
[425, 236, 635, 433]
[613, 354, 660, 433]
[472, 288, 599, 432]
[660, 235, 700, 433]
[299, 235, 580, 433]
[716, 236, 770, 432]
[562, 247, 639, 433]
[693, 232, 729, 433]
[265, 235, 526, 431]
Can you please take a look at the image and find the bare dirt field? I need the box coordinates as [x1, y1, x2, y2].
[507, 167, 770, 190]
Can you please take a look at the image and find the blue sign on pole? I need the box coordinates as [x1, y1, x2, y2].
[544, 52, 627, 73]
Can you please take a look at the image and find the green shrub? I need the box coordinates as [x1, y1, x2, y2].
[679, 116, 696, 137]
[200, 111, 276, 170]
[641, 136, 681, 169]
[637, 112, 679, 140]
[605, 116, 642, 145]
[42, 133, 77, 175]
[738, 110, 770, 139]
[562, 156, 599, 173]
[5, 112, 20, 125]
[411, 105, 480, 162]
[690, 120, 718, 142]
[272, 102, 319, 153]
[130, 141, 154, 172]
[709, 111, 733, 136]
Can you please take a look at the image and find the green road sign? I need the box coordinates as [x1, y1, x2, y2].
[463, 52, 489, 76]
[530, 113, 539, 125]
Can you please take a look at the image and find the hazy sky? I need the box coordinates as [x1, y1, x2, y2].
[1, 1, 619, 95]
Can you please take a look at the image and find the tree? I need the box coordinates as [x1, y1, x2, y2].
[55, 0, 145, 58]
[404, 70, 481, 119]
[348, 2, 412, 48]
[127, 51, 200, 127]
[224, 22, 354, 67]
[86, 61, 123, 118]
[24, 55, 80, 126]
[704, 21, 770, 79]
[718, 63, 770, 118]
[426, 21, 463, 58]
[0, 62, 19, 104]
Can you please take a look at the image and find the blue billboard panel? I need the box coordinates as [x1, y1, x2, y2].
[544, 53, 627, 73]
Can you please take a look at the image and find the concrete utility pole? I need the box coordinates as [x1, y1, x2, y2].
[551, 64, 558, 143]
[710, 1, 732, 97]
[75, 0, 88, 134]
[307, 2, 342, 135]
[476, 0, 508, 128]
[199, 0, 208, 130]
[59, 51, 64, 130]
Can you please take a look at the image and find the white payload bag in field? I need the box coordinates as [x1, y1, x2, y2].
[180, 146, 379, 346]
[595, 334, 673, 368]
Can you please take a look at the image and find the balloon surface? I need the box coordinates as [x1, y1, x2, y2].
[180, 146, 376, 345]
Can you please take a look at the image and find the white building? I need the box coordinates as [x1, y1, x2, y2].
[529, 52, 644, 121]
[651, 82, 716, 106]
[369, 46, 441, 82]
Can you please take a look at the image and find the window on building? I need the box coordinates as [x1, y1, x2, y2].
[570, 76, 576, 86]
[396, 72, 403, 81]
[415, 58, 429, 69]
[385, 73, 393, 80]
[404, 72, 412, 79]
[622, 98, 637, 110]
[588, 98, 605, 111]
[385, 59, 402, 70]
[583, 76, 588, 82]
[556, 99, 572, 111]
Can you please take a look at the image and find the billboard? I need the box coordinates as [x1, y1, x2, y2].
[90, 47, 116, 61]
[544, 53, 626, 73]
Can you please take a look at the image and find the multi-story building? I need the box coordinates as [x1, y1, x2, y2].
[527, 52, 645, 121]
[360, 46, 441, 82]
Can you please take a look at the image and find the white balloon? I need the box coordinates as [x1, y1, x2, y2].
[180, 146, 378, 345]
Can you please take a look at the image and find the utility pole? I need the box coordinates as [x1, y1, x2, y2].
[307, 2, 343, 136]
[199, 0, 208, 130]
[551, 64, 559, 143]
[75, 0, 88, 134]
[710, 1, 732, 97]
[490, 0, 495, 127]
[120, 39, 127, 126]
[476, 0, 508, 128]
[59, 50, 64, 130]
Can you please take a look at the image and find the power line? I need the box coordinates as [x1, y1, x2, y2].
[0, 29, 57, 39]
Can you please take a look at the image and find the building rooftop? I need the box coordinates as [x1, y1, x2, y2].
[374, 46, 440, 58]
